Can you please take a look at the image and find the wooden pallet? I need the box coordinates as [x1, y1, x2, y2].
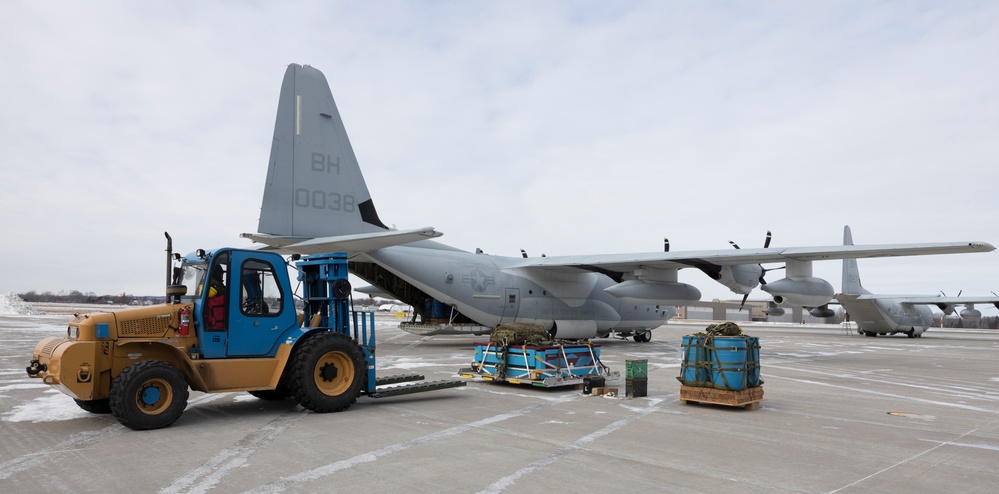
[679, 385, 764, 410]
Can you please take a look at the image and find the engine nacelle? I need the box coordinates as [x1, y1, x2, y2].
[809, 304, 835, 318]
[716, 264, 764, 295]
[960, 307, 982, 319]
[936, 303, 957, 316]
[761, 276, 834, 308]
[604, 280, 701, 305]
[762, 302, 785, 317]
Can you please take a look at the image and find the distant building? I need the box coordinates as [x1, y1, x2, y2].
[675, 300, 809, 323]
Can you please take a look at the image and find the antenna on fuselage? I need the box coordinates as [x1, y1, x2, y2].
[664, 238, 669, 252]
[521, 249, 528, 258]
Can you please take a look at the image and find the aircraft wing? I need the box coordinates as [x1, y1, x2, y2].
[241, 227, 442, 256]
[504, 241, 994, 280]
[868, 295, 999, 308]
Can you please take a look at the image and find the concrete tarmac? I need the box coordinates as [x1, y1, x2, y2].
[2, 312, 998, 493]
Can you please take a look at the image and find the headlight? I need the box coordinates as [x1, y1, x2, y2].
[68, 326, 79, 339]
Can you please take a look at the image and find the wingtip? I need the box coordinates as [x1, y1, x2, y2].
[973, 241, 996, 252]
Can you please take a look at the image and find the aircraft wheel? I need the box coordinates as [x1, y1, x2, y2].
[863, 331, 877, 337]
[110, 360, 189, 430]
[291, 332, 365, 413]
[74, 398, 111, 414]
[634, 331, 652, 343]
[906, 330, 916, 338]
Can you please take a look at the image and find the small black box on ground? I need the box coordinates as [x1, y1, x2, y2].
[626, 378, 648, 398]
[583, 376, 605, 394]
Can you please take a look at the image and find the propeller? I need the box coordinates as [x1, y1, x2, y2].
[729, 231, 772, 251]
[734, 230, 774, 311]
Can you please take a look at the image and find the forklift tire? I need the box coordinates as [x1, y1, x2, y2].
[74, 398, 111, 414]
[248, 385, 290, 401]
[290, 332, 365, 413]
[110, 360, 189, 430]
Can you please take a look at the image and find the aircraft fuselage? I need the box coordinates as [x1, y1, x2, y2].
[838, 294, 934, 337]
[359, 242, 673, 338]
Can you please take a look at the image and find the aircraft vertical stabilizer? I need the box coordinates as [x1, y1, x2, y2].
[257, 64, 387, 238]
[841, 226, 867, 295]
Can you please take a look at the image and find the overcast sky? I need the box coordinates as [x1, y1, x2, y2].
[1, 1, 997, 307]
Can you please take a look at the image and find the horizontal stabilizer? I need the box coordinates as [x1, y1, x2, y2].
[355, 285, 395, 299]
[241, 227, 442, 255]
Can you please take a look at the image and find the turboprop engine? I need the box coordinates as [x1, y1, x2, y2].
[762, 301, 785, 316]
[960, 306, 982, 319]
[760, 260, 835, 308]
[809, 304, 835, 318]
[712, 231, 782, 310]
[938, 303, 957, 316]
[715, 264, 764, 295]
[604, 280, 702, 305]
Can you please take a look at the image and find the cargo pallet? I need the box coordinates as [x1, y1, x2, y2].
[459, 341, 618, 388]
[679, 384, 765, 410]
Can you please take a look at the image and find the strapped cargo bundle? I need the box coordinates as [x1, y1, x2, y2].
[678, 323, 762, 391]
[461, 323, 618, 387]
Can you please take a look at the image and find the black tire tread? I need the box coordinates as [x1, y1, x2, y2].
[290, 332, 365, 413]
[74, 398, 111, 414]
[109, 360, 189, 430]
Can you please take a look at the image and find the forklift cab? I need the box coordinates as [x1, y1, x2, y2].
[178, 249, 298, 359]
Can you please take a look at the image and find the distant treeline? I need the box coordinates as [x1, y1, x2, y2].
[18, 291, 396, 309]
[18, 291, 163, 306]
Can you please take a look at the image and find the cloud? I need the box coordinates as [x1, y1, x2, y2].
[0, 1, 997, 302]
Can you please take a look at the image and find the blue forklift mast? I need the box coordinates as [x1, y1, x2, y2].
[296, 252, 465, 397]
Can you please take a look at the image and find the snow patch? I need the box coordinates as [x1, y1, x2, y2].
[3, 391, 90, 423]
[0, 292, 37, 315]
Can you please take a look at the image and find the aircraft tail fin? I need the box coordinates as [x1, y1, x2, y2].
[842, 225, 866, 295]
[256, 63, 388, 239]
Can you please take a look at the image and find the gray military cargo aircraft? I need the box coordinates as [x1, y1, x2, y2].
[837, 225, 999, 338]
[241, 64, 995, 341]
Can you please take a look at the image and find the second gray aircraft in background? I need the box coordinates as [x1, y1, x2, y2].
[837, 225, 999, 337]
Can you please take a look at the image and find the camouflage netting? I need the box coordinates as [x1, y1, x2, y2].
[489, 322, 551, 345]
[705, 321, 743, 336]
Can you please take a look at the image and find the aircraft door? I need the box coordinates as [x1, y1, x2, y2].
[500, 288, 520, 323]
[226, 251, 296, 357]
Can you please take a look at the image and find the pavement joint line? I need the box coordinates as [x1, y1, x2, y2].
[767, 375, 999, 413]
[829, 421, 994, 493]
[242, 394, 580, 493]
[476, 396, 670, 494]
